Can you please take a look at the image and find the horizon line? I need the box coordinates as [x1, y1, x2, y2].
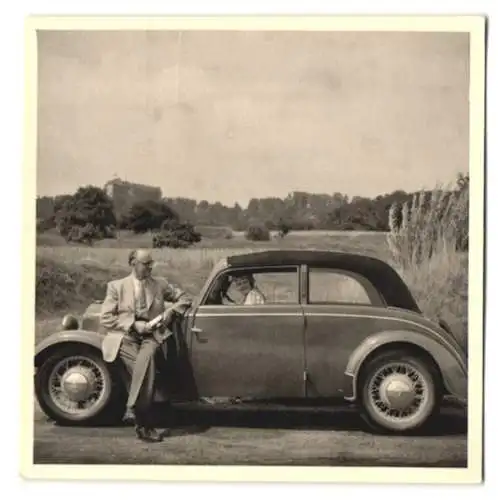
[35, 177, 464, 209]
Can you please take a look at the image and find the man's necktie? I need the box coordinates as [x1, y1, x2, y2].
[137, 280, 147, 313]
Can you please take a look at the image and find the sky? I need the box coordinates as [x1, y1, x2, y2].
[37, 29, 470, 207]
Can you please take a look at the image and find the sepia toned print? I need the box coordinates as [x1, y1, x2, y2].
[22, 15, 485, 484]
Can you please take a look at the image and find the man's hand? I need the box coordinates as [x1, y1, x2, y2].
[133, 321, 152, 336]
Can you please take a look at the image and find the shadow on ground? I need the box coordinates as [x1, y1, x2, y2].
[166, 407, 467, 437]
[45, 402, 466, 438]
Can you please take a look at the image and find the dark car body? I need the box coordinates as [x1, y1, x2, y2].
[34, 250, 467, 433]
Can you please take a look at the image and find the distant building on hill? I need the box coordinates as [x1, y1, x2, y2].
[104, 177, 162, 220]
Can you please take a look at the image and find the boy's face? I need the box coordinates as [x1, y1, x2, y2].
[232, 275, 252, 294]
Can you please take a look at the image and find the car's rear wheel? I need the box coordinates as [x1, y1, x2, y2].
[358, 349, 441, 434]
[35, 344, 125, 426]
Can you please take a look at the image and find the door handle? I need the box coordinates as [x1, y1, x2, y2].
[191, 326, 208, 343]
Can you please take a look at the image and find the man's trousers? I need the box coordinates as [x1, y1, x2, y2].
[119, 333, 162, 425]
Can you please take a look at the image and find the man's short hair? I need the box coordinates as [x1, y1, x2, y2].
[128, 249, 154, 266]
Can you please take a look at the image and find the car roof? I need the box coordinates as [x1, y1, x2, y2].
[226, 250, 421, 313]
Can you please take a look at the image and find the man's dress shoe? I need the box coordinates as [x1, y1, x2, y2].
[135, 426, 164, 443]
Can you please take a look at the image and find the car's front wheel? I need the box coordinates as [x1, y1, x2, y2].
[358, 349, 442, 434]
[35, 344, 124, 426]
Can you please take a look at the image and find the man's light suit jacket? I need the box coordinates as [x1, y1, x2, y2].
[99, 273, 193, 362]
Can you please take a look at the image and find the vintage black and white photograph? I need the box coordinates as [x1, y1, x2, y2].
[22, 15, 485, 482]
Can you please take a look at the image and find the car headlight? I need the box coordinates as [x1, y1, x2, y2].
[61, 314, 79, 330]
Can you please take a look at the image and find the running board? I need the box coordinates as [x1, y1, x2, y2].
[167, 397, 355, 412]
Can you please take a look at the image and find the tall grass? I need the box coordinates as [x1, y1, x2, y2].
[35, 246, 268, 316]
[386, 184, 469, 351]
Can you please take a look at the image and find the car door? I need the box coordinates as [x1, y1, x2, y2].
[301, 266, 384, 398]
[188, 266, 306, 399]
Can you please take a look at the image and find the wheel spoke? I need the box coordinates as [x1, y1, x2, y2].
[367, 360, 431, 424]
[47, 355, 107, 416]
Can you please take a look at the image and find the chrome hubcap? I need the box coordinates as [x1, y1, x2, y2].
[48, 355, 106, 415]
[368, 362, 429, 422]
[381, 375, 416, 410]
[61, 368, 95, 402]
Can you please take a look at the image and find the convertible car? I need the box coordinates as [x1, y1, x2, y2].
[34, 250, 467, 434]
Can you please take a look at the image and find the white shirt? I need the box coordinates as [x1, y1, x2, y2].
[132, 275, 149, 311]
[243, 287, 266, 305]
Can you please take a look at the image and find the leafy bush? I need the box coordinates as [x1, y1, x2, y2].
[245, 223, 270, 241]
[55, 186, 116, 244]
[103, 225, 117, 239]
[36, 217, 56, 233]
[124, 200, 179, 233]
[35, 256, 125, 315]
[66, 223, 103, 246]
[152, 220, 202, 249]
[276, 219, 291, 238]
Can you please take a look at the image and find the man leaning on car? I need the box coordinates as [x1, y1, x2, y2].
[99, 248, 192, 442]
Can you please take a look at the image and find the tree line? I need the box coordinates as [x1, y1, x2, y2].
[36, 173, 469, 246]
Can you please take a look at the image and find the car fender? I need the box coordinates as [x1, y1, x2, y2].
[34, 329, 105, 367]
[343, 329, 467, 404]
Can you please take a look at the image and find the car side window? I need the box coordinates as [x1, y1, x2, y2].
[308, 268, 372, 305]
[205, 267, 299, 305]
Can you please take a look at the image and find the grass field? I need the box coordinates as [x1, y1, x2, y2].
[36, 227, 390, 252]
[35, 228, 468, 350]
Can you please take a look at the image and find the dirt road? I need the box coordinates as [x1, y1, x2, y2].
[33, 401, 467, 467]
